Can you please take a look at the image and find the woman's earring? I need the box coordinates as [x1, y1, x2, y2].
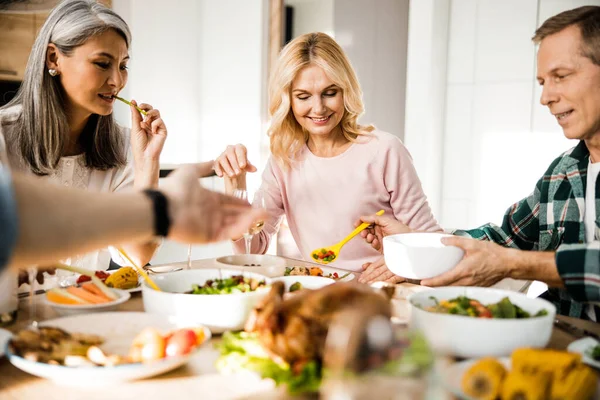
[48, 69, 58, 76]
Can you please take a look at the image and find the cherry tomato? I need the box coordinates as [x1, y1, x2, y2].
[165, 329, 198, 357]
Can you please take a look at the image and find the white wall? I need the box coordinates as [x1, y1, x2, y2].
[333, 0, 409, 139]
[286, 0, 334, 38]
[405, 0, 600, 230]
[403, 0, 450, 218]
[112, 0, 269, 264]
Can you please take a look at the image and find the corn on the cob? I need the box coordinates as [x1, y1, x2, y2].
[461, 357, 507, 400]
[511, 348, 581, 379]
[500, 369, 550, 400]
[550, 364, 598, 400]
[105, 267, 139, 290]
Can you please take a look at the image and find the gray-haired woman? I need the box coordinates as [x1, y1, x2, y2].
[0, 0, 167, 271]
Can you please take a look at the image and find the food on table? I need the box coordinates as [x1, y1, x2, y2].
[284, 266, 350, 280]
[76, 267, 139, 290]
[549, 364, 597, 400]
[165, 328, 200, 357]
[289, 282, 303, 292]
[9, 326, 104, 365]
[46, 282, 116, 305]
[9, 325, 206, 367]
[461, 357, 507, 400]
[104, 267, 139, 290]
[500, 370, 549, 400]
[311, 248, 336, 262]
[76, 270, 110, 284]
[511, 348, 581, 376]
[461, 348, 597, 400]
[217, 282, 432, 394]
[129, 327, 206, 363]
[423, 296, 548, 319]
[588, 344, 600, 361]
[186, 275, 267, 295]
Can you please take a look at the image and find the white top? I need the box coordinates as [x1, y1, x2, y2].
[585, 159, 600, 321]
[0, 106, 135, 271]
[585, 159, 600, 242]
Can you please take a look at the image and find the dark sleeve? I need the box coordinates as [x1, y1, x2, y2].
[0, 166, 18, 270]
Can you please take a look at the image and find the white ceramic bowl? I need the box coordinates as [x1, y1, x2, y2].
[408, 286, 556, 358]
[142, 269, 271, 333]
[383, 233, 464, 279]
[272, 275, 335, 292]
[43, 289, 131, 317]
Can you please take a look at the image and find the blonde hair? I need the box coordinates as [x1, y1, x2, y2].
[268, 32, 374, 168]
[1, 0, 130, 175]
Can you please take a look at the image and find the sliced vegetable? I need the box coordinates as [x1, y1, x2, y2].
[46, 288, 89, 305]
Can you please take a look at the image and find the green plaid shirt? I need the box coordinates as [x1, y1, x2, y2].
[456, 140, 600, 319]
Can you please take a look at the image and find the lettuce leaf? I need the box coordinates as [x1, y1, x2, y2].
[216, 331, 321, 394]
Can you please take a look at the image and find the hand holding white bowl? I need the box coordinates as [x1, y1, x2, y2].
[420, 236, 517, 287]
[382, 233, 464, 280]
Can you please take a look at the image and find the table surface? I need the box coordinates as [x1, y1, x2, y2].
[0, 257, 598, 400]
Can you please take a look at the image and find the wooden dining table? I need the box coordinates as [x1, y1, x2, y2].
[0, 257, 598, 400]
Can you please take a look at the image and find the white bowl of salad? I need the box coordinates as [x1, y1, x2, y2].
[408, 286, 556, 358]
[141, 269, 271, 333]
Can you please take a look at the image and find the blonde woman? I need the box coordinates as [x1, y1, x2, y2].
[0, 0, 166, 270]
[214, 33, 440, 275]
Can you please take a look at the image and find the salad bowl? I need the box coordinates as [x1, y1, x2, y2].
[142, 269, 271, 333]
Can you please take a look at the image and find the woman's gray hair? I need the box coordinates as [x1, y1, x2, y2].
[1, 0, 131, 175]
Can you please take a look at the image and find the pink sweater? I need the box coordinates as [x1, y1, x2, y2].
[235, 130, 441, 271]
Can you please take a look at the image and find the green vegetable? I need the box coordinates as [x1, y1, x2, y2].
[497, 297, 517, 318]
[289, 282, 302, 292]
[216, 331, 321, 394]
[215, 330, 434, 394]
[190, 276, 266, 295]
[424, 296, 547, 319]
[589, 345, 600, 361]
[284, 267, 293, 275]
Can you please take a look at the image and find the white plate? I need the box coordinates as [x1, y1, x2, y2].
[6, 312, 210, 386]
[441, 358, 510, 400]
[61, 274, 143, 293]
[567, 337, 600, 369]
[0, 328, 12, 358]
[282, 265, 356, 282]
[216, 254, 287, 268]
[43, 289, 131, 317]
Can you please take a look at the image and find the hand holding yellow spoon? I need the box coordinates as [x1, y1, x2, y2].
[311, 209, 385, 264]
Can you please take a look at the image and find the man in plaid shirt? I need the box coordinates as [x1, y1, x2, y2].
[358, 6, 600, 320]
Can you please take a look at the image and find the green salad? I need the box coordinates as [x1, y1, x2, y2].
[422, 296, 549, 319]
[215, 330, 433, 394]
[187, 275, 267, 295]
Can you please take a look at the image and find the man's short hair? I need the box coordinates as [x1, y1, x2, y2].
[533, 6, 600, 65]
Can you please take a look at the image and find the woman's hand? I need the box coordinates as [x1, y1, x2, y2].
[358, 257, 405, 284]
[355, 214, 412, 252]
[130, 100, 167, 163]
[214, 144, 257, 192]
[18, 266, 56, 287]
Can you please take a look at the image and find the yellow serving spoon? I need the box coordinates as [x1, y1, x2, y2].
[310, 209, 385, 264]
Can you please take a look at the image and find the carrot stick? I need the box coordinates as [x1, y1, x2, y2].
[66, 286, 109, 304]
[81, 282, 113, 302]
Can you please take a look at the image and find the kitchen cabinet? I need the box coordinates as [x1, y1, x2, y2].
[0, 13, 36, 81]
[0, 0, 111, 82]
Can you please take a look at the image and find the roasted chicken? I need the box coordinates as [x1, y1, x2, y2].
[244, 281, 394, 368]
